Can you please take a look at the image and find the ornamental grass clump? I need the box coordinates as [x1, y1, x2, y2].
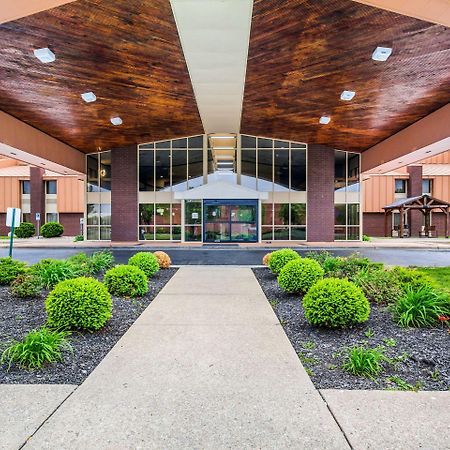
[268, 248, 300, 275]
[392, 285, 450, 328]
[32, 259, 80, 289]
[277, 258, 324, 294]
[0, 257, 27, 285]
[303, 278, 370, 328]
[10, 273, 42, 298]
[104, 265, 148, 298]
[128, 252, 160, 277]
[1, 327, 71, 370]
[46, 277, 112, 331]
[322, 254, 383, 280]
[154, 251, 171, 269]
[342, 345, 387, 378]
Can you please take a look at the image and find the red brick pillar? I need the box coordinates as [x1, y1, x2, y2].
[111, 146, 138, 242]
[30, 166, 45, 229]
[407, 165, 423, 237]
[307, 145, 335, 242]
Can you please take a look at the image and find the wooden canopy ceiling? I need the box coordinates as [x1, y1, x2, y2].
[0, 0, 203, 153]
[241, 0, 450, 152]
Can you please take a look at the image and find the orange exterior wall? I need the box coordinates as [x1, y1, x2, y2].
[363, 175, 408, 212]
[430, 176, 450, 201]
[421, 152, 450, 165]
[56, 177, 84, 213]
[0, 177, 21, 212]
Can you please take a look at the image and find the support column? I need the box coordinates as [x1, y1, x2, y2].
[30, 166, 45, 230]
[407, 165, 423, 237]
[307, 145, 335, 242]
[111, 146, 138, 242]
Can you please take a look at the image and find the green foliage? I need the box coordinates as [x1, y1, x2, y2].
[14, 222, 36, 238]
[342, 346, 387, 378]
[353, 269, 403, 304]
[391, 267, 435, 293]
[128, 252, 159, 277]
[417, 267, 450, 294]
[383, 338, 397, 347]
[67, 253, 93, 275]
[364, 328, 375, 338]
[1, 327, 71, 370]
[40, 221, 64, 238]
[277, 258, 324, 294]
[32, 259, 80, 289]
[10, 273, 42, 298]
[392, 286, 450, 328]
[73, 234, 84, 242]
[104, 265, 148, 298]
[90, 250, 114, 273]
[303, 278, 370, 328]
[304, 250, 333, 267]
[45, 277, 112, 331]
[362, 235, 371, 242]
[386, 376, 421, 391]
[0, 257, 27, 285]
[322, 253, 384, 280]
[268, 248, 300, 275]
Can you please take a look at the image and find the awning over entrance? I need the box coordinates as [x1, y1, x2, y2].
[174, 181, 269, 200]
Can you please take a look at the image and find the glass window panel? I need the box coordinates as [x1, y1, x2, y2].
[172, 149, 187, 191]
[231, 223, 257, 241]
[291, 203, 306, 225]
[100, 204, 111, 225]
[22, 213, 30, 223]
[87, 154, 99, 192]
[241, 149, 256, 190]
[155, 226, 171, 240]
[172, 226, 182, 240]
[335, 150, 346, 192]
[139, 149, 154, 191]
[139, 204, 155, 225]
[230, 205, 256, 222]
[261, 226, 273, 240]
[422, 179, 432, 194]
[100, 227, 111, 241]
[205, 223, 230, 241]
[100, 152, 111, 192]
[188, 149, 203, 188]
[291, 226, 306, 240]
[172, 138, 187, 149]
[258, 138, 272, 148]
[261, 203, 273, 225]
[291, 149, 306, 191]
[87, 226, 99, 240]
[347, 227, 360, 240]
[185, 201, 202, 224]
[155, 140, 170, 149]
[46, 213, 58, 222]
[258, 148, 272, 189]
[45, 180, 57, 195]
[155, 149, 170, 190]
[291, 142, 306, 149]
[335, 204, 346, 225]
[139, 226, 154, 240]
[347, 153, 360, 191]
[241, 135, 256, 148]
[274, 140, 289, 149]
[87, 204, 100, 225]
[172, 204, 181, 225]
[347, 204, 360, 226]
[185, 225, 202, 241]
[205, 204, 229, 222]
[395, 179, 406, 193]
[155, 204, 170, 225]
[21, 180, 30, 195]
[274, 149, 289, 191]
[188, 135, 203, 148]
[273, 227, 289, 240]
[334, 226, 346, 240]
[274, 203, 289, 226]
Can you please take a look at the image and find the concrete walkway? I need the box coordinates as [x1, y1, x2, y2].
[22, 267, 350, 449]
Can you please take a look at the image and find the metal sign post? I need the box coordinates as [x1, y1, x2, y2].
[6, 207, 21, 258]
[36, 212, 41, 239]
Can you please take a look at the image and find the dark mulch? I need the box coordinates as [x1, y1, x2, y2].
[0, 268, 177, 385]
[253, 268, 450, 391]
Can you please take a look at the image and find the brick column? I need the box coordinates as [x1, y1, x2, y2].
[111, 146, 138, 242]
[407, 165, 423, 237]
[307, 145, 335, 242]
[30, 166, 45, 229]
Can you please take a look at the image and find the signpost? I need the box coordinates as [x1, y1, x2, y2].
[36, 212, 41, 239]
[6, 207, 21, 258]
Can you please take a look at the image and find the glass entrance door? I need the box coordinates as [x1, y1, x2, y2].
[203, 199, 258, 242]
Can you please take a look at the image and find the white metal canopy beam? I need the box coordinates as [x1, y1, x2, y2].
[170, 0, 253, 134]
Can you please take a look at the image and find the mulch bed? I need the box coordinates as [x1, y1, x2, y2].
[0, 268, 177, 385]
[253, 268, 450, 391]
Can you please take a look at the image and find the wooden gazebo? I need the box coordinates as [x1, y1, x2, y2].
[383, 194, 450, 239]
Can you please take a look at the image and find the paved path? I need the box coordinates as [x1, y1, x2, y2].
[22, 267, 350, 449]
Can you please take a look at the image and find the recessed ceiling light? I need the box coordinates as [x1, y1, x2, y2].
[425, 150, 432, 154]
[372, 47, 392, 62]
[340, 90, 356, 101]
[81, 92, 96, 103]
[319, 116, 331, 125]
[110, 117, 123, 126]
[33, 47, 56, 63]
[10, 152, 16, 156]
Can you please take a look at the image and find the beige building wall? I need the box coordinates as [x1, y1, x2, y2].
[55, 177, 84, 213]
[0, 177, 21, 211]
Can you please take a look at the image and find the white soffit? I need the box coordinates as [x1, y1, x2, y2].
[170, 0, 254, 134]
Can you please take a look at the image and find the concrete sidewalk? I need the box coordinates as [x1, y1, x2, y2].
[23, 267, 350, 449]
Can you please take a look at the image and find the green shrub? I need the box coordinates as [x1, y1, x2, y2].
[41, 221, 64, 238]
[362, 235, 371, 242]
[73, 234, 84, 242]
[46, 277, 112, 331]
[277, 258, 324, 294]
[342, 346, 387, 378]
[304, 250, 333, 267]
[10, 273, 42, 298]
[303, 278, 370, 328]
[391, 267, 435, 293]
[128, 252, 159, 277]
[66, 250, 114, 275]
[1, 327, 71, 370]
[14, 222, 36, 238]
[353, 269, 403, 304]
[32, 259, 80, 289]
[0, 257, 27, 285]
[323, 253, 383, 280]
[392, 286, 450, 328]
[67, 252, 93, 275]
[268, 248, 300, 275]
[104, 265, 148, 297]
[90, 250, 114, 273]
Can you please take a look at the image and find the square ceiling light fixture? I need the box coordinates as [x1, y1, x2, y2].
[340, 90, 356, 101]
[81, 92, 97, 103]
[110, 117, 123, 126]
[372, 47, 392, 62]
[319, 116, 331, 125]
[33, 47, 56, 63]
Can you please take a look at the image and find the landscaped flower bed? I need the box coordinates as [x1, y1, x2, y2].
[0, 251, 176, 384]
[254, 250, 450, 391]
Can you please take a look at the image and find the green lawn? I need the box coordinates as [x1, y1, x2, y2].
[417, 267, 450, 293]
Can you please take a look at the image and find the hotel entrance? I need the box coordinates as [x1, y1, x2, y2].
[203, 199, 258, 243]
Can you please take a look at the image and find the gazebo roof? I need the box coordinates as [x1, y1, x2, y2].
[383, 194, 450, 211]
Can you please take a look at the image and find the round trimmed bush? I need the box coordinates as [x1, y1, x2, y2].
[303, 278, 370, 328]
[268, 248, 300, 275]
[262, 252, 273, 266]
[154, 251, 171, 269]
[0, 257, 27, 285]
[128, 252, 159, 277]
[277, 258, 324, 294]
[45, 277, 112, 331]
[41, 222, 64, 238]
[104, 264, 148, 297]
[14, 222, 36, 238]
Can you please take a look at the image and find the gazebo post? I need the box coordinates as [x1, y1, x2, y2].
[384, 211, 388, 237]
[399, 206, 404, 238]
